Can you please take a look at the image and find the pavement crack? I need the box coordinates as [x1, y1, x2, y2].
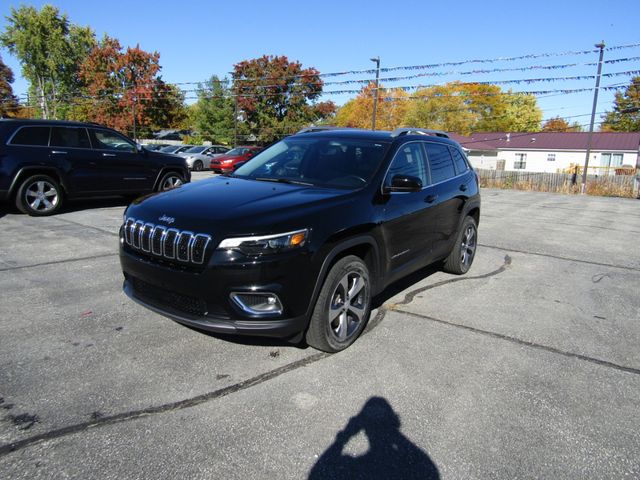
[478, 243, 640, 272]
[393, 255, 512, 306]
[0, 352, 329, 457]
[393, 309, 640, 377]
[0, 253, 118, 272]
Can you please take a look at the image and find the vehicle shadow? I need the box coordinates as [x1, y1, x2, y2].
[308, 396, 440, 479]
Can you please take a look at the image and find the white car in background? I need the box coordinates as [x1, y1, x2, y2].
[178, 145, 230, 171]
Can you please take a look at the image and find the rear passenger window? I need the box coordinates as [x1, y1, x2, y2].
[9, 126, 50, 146]
[424, 143, 456, 184]
[51, 127, 91, 149]
[451, 147, 469, 174]
[386, 142, 428, 187]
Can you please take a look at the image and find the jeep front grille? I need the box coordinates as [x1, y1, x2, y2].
[123, 218, 211, 264]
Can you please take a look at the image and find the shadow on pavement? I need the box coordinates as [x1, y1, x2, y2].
[308, 396, 440, 479]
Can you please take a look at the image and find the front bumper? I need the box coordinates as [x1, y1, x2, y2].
[119, 246, 316, 339]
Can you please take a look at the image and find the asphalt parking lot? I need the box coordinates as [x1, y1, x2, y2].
[1, 173, 639, 479]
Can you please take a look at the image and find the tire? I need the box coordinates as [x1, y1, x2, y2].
[157, 172, 184, 192]
[192, 160, 203, 172]
[306, 255, 371, 353]
[15, 174, 64, 216]
[443, 216, 477, 275]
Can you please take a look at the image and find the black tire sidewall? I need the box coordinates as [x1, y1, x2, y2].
[307, 255, 371, 352]
[447, 216, 477, 274]
[193, 161, 203, 171]
[16, 175, 63, 216]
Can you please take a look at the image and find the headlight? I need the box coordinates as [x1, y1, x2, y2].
[217, 229, 308, 256]
[222, 159, 233, 164]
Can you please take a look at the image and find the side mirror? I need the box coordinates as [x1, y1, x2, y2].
[385, 174, 423, 193]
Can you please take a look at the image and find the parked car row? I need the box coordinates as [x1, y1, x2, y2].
[210, 146, 262, 173]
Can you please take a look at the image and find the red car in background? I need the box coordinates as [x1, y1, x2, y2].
[210, 146, 262, 173]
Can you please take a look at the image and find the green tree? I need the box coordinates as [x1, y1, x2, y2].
[601, 76, 640, 132]
[0, 54, 19, 117]
[233, 55, 335, 143]
[192, 76, 234, 144]
[401, 82, 542, 134]
[0, 5, 95, 119]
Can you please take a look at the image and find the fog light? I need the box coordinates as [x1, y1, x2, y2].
[230, 292, 283, 316]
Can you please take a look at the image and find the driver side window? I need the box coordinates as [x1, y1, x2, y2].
[89, 129, 136, 153]
[385, 143, 428, 187]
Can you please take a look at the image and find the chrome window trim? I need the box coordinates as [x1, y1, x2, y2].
[380, 141, 430, 195]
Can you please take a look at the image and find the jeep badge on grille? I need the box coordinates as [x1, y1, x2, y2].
[159, 214, 175, 224]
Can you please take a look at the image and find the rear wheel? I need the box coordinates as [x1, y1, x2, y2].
[15, 174, 64, 216]
[443, 216, 477, 274]
[157, 172, 184, 191]
[192, 160, 203, 171]
[306, 255, 371, 353]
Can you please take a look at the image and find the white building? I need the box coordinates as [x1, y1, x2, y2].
[450, 132, 640, 174]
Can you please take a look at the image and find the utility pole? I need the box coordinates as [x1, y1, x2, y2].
[581, 41, 606, 193]
[370, 57, 380, 130]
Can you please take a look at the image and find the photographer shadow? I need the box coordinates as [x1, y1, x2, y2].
[309, 397, 440, 480]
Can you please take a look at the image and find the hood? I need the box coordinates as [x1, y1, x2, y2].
[212, 153, 245, 162]
[126, 176, 356, 235]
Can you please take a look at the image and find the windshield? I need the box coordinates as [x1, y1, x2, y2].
[184, 146, 206, 154]
[233, 137, 389, 189]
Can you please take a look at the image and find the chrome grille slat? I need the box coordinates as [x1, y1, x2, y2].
[123, 218, 211, 266]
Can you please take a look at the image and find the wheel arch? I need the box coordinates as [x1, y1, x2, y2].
[9, 167, 69, 198]
[152, 167, 187, 191]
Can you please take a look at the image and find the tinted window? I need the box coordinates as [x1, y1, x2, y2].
[386, 142, 428, 187]
[89, 129, 135, 152]
[10, 126, 50, 146]
[424, 143, 455, 184]
[451, 147, 469, 174]
[51, 127, 91, 148]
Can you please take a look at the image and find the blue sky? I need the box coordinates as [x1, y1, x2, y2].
[1, 0, 639, 128]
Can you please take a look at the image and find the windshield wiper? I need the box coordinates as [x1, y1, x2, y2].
[254, 177, 314, 186]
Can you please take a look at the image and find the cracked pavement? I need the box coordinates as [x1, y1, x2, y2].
[1, 177, 639, 479]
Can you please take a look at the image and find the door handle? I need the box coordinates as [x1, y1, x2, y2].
[425, 194, 438, 203]
[51, 150, 67, 155]
[459, 184, 468, 191]
[102, 153, 116, 157]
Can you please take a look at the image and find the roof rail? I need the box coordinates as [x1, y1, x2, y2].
[391, 128, 449, 139]
[296, 126, 343, 134]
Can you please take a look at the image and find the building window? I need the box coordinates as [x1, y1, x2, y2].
[600, 153, 623, 168]
[514, 153, 527, 169]
[547, 153, 556, 162]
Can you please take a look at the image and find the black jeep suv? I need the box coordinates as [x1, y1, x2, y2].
[0, 119, 190, 216]
[119, 127, 480, 352]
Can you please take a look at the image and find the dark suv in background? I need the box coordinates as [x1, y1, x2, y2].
[119, 127, 480, 352]
[0, 119, 190, 216]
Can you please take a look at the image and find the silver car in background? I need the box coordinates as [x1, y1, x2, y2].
[178, 145, 230, 171]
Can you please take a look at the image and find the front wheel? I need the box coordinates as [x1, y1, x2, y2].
[15, 174, 64, 216]
[306, 255, 371, 353]
[157, 172, 184, 191]
[443, 216, 478, 274]
[192, 160, 203, 172]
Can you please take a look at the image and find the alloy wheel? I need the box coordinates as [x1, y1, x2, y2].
[24, 180, 59, 213]
[460, 224, 477, 267]
[328, 271, 368, 342]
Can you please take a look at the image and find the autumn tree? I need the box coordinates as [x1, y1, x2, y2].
[79, 36, 184, 138]
[542, 116, 582, 132]
[0, 5, 95, 119]
[401, 82, 542, 134]
[192, 76, 235, 144]
[233, 55, 335, 143]
[335, 83, 409, 130]
[601, 76, 640, 132]
[0, 54, 19, 117]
